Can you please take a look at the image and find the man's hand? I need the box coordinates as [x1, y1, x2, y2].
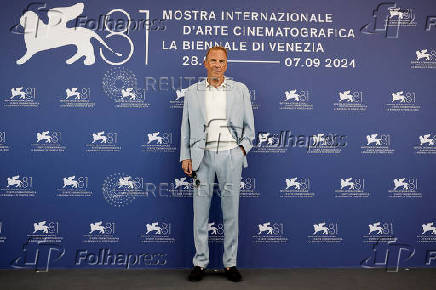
[182, 159, 193, 177]
[239, 145, 246, 156]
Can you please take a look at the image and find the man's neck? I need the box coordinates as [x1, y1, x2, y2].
[207, 76, 224, 88]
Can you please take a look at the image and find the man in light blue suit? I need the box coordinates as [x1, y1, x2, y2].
[180, 46, 255, 282]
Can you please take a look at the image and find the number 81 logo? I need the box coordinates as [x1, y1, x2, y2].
[99, 9, 149, 65]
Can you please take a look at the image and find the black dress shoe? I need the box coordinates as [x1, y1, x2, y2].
[224, 266, 242, 282]
[188, 266, 205, 281]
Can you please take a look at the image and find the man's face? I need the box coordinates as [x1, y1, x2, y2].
[204, 49, 227, 79]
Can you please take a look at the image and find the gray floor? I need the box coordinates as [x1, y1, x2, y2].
[1, 268, 436, 290]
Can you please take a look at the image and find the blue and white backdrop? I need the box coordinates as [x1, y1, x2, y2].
[0, 0, 436, 270]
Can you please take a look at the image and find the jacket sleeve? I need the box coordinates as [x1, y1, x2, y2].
[239, 84, 255, 154]
[179, 92, 191, 162]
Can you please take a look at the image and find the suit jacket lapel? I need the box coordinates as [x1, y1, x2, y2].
[226, 84, 232, 121]
[196, 81, 207, 125]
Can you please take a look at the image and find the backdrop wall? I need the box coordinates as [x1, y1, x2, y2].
[1, 0, 435, 270]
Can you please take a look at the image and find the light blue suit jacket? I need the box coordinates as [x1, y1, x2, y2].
[179, 77, 255, 171]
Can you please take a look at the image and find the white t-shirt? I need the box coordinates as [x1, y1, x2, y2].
[204, 78, 238, 151]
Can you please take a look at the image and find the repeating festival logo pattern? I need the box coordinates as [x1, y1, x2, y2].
[384, 90, 420, 112]
[141, 131, 176, 152]
[411, 49, 436, 69]
[0, 131, 9, 152]
[307, 221, 343, 243]
[388, 177, 421, 198]
[27, 220, 63, 243]
[57, 175, 92, 197]
[102, 67, 151, 109]
[83, 221, 119, 243]
[334, 177, 370, 198]
[59, 87, 95, 108]
[4, 87, 39, 107]
[139, 220, 175, 243]
[0, 174, 36, 197]
[307, 133, 345, 154]
[102, 173, 138, 207]
[417, 222, 436, 243]
[86, 131, 121, 152]
[280, 177, 314, 198]
[31, 130, 66, 152]
[252, 221, 288, 243]
[208, 221, 224, 242]
[169, 87, 186, 109]
[239, 176, 260, 198]
[279, 89, 313, 110]
[168, 176, 194, 198]
[251, 131, 289, 154]
[361, 133, 394, 154]
[414, 133, 436, 154]
[362, 221, 395, 243]
[333, 89, 367, 111]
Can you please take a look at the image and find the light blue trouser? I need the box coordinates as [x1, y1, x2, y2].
[192, 145, 244, 268]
